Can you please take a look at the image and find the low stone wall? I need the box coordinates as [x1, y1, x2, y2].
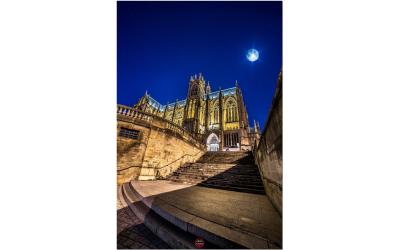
[254, 72, 282, 215]
[141, 128, 204, 179]
[117, 106, 206, 185]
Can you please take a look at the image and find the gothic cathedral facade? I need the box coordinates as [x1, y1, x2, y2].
[133, 73, 260, 151]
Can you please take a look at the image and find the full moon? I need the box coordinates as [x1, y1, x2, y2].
[246, 49, 259, 62]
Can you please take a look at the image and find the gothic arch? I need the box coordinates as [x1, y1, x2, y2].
[211, 100, 219, 124]
[206, 133, 220, 151]
[225, 97, 238, 122]
[190, 85, 198, 96]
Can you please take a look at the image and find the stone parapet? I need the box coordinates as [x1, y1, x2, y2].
[254, 71, 282, 215]
[117, 105, 206, 184]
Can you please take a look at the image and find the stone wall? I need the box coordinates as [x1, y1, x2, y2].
[254, 72, 282, 215]
[117, 106, 206, 185]
[117, 120, 150, 184]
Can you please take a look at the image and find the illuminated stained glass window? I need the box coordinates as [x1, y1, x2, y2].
[226, 99, 238, 122]
[224, 133, 239, 147]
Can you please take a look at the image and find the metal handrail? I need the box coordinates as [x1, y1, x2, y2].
[156, 150, 204, 170]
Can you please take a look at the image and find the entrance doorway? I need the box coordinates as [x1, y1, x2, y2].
[206, 133, 220, 151]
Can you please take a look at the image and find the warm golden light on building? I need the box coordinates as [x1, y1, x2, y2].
[133, 73, 257, 151]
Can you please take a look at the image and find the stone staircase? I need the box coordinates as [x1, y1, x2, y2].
[119, 151, 282, 249]
[166, 151, 266, 195]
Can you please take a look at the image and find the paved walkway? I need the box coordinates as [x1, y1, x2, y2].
[132, 180, 282, 248]
[117, 187, 170, 249]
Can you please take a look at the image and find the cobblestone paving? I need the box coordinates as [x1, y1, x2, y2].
[117, 187, 170, 249]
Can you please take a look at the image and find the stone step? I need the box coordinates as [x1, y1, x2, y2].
[177, 164, 259, 169]
[175, 165, 260, 171]
[168, 180, 198, 185]
[198, 183, 266, 195]
[172, 173, 262, 178]
[166, 179, 264, 187]
[166, 151, 266, 196]
[200, 180, 265, 189]
[171, 172, 261, 178]
[196, 160, 255, 164]
[127, 181, 278, 248]
[168, 178, 265, 190]
[203, 176, 264, 182]
[196, 152, 255, 164]
[168, 176, 262, 181]
[170, 175, 264, 184]
[173, 168, 261, 174]
[121, 183, 221, 249]
[169, 177, 263, 185]
[173, 171, 260, 176]
[202, 181, 265, 190]
[181, 163, 258, 168]
[168, 177, 205, 183]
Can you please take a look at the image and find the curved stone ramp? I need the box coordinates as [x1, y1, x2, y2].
[121, 182, 221, 249]
[117, 186, 170, 249]
[124, 180, 282, 249]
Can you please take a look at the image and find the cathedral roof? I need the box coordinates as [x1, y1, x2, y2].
[158, 99, 186, 111]
[147, 95, 163, 109]
[208, 86, 237, 99]
[143, 86, 237, 111]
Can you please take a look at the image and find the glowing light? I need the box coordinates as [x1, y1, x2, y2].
[246, 49, 259, 62]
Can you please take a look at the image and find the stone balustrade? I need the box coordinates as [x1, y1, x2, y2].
[117, 105, 153, 122]
[117, 104, 203, 145]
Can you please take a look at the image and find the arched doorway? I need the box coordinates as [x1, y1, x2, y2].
[206, 133, 220, 151]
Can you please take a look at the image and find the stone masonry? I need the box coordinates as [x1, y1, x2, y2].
[117, 107, 206, 185]
[254, 71, 283, 215]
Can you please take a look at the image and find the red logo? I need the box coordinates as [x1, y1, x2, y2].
[195, 237, 205, 249]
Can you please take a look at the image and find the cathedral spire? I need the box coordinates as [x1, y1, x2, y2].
[199, 72, 204, 81]
[206, 81, 211, 95]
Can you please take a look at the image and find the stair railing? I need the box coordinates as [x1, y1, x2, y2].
[155, 150, 204, 179]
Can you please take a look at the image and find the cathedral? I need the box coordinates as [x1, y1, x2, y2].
[133, 73, 261, 151]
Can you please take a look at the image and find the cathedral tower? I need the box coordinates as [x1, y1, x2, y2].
[183, 73, 206, 134]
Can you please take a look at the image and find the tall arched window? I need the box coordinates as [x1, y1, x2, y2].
[190, 86, 198, 96]
[214, 106, 219, 123]
[187, 100, 193, 118]
[225, 99, 238, 122]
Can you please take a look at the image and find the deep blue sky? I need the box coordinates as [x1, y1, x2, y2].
[117, 1, 282, 130]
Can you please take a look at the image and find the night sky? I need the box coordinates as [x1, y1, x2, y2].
[117, 1, 282, 130]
